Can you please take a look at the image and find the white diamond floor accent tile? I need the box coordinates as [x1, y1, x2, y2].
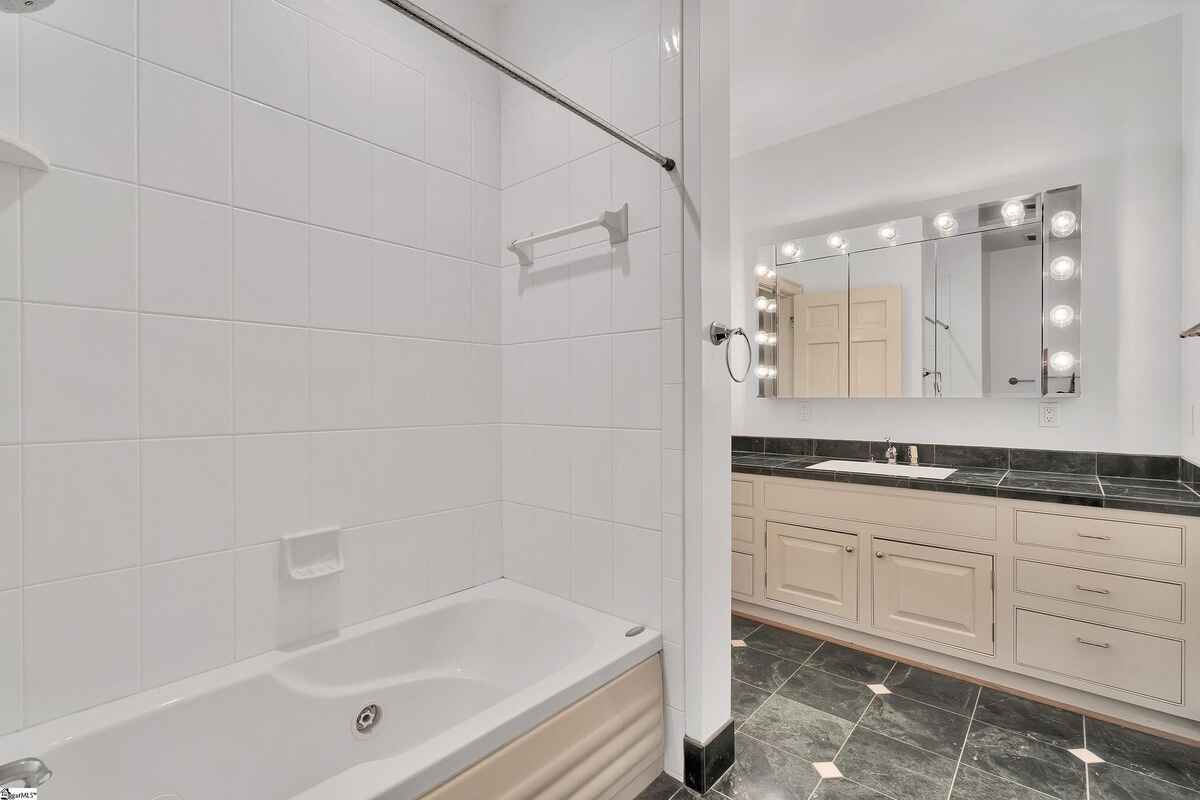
[867, 684, 892, 695]
[732, 639, 747, 647]
[813, 762, 843, 779]
[1069, 748, 1105, 764]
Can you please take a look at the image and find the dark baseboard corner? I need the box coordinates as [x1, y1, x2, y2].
[683, 718, 735, 794]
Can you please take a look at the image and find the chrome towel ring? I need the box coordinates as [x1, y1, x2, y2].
[709, 322, 752, 383]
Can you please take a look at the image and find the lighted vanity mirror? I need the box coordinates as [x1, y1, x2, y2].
[753, 185, 1081, 399]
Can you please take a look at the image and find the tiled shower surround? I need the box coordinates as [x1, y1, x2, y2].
[638, 615, 1200, 800]
[0, 0, 498, 735]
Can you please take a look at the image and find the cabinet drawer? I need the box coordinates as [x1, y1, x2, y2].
[1015, 560, 1183, 622]
[1015, 609, 1183, 704]
[732, 479, 754, 507]
[764, 481, 995, 540]
[872, 540, 994, 654]
[1014, 511, 1183, 565]
[766, 522, 858, 621]
[732, 515, 755, 548]
[732, 552, 755, 599]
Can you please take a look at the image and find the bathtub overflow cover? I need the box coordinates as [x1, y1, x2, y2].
[625, 626, 644, 637]
[356, 704, 381, 734]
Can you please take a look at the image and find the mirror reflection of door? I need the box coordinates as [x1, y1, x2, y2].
[848, 241, 927, 398]
[774, 254, 848, 397]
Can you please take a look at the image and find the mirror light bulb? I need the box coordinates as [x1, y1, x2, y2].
[1049, 256, 1077, 280]
[755, 331, 769, 344]
[767, 366, 778, 378]
[767, 269, 776, 280]
[1049, 351, 1076, 372]
[754, 264, 768, 277]
[780, 241, 799, 258]
[1051, 210, 1078, 238]
[754, 296, 768, 311]
[933, 213, 958, 235]
[877, 224, 897, 243]
[826, 233, 845, 250]
[755, 365, 770, 379]
[767, 333, 777, 345]
[1001, 200, 1026, 226]
[1049, 304, 1075, 328]
[766, 301, 778, 313]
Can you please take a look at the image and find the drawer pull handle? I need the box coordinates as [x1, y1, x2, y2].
[845, 545, 856, 553]
[875, 551, 885, 559]
[1075, 533, 1112, 541]
[1076, 637, 1110, 649]
[1075, 584, 1110, 595]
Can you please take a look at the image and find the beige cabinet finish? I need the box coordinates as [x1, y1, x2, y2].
[732, 552, 755, 599]
[731, 479, 754, 507]
[1015, 560, 1183, 622]
[1015, 510, 1183, 564]
[732, 515, 755, 547]
[765, 522, 858, 621]
[872, 539, 994, 654]
[1015, 609, 1183, 704]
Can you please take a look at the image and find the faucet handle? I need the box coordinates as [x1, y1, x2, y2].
[0, 757, 52, 789]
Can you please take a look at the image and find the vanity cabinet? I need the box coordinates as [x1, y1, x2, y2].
[765, 522, 858, 620]
[871, 539, 994, 654]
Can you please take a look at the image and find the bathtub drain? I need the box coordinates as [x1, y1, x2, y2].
[355, 704, 381, 734]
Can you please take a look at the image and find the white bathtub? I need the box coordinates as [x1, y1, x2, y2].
[0, 580, 663, 799]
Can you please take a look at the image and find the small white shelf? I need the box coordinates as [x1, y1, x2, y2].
[0, 132, 48, 171]
[282, 527, 344, 581]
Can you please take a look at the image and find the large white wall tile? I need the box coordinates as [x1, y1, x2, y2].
[233, 0, 308, 116]
[570, 515, 613, 612]
[0, 166, 17, 299]
[612, 128, 661, 234]
[662, 383, 682, 450]
[309, 228, 372, 331]
[141, 437, 235, 564]
[310, 330, 373, 429]
[470, 183, 501, 266]
[370, 241, 427, 337]
[502, 425, 571, 512]
[612, 230, 661, 332]
[309, 124, 372, 236]
[235, 541, 309, 658]
[500, 262, 570, 344]
[139, 0, 231, 87]
[568, 335, 612, 427]
[426, 83, 472, 176]
[567, 148, 612, 249]
[562, 52, 612, 160]
[426, 509, 475, 598]
[234, 323, 310, 433]
[662, 449, 682, 515]
[371, 147, 426, 247]
[472, 102, 500, 186]
[140, 190, 232, 318]
[502, 340, 570, 425]
[426, 168, 471, 258]
[22, 169, 136, 309]
[308, 21, 371, 140]
[361, 519, 431, 616]
[472, 266, 501, 344]
[502, 502, 571, 599]
[501, 96, 568, 188]
[372, 53, 425, 159]
[232, 97, 309, 221]
[0, 19, 13, 137]
[473, 502, 503, 583]
[612, 429, 661, 530]
[22, 305, 137, 442]
[22, 441, 139, 585]
[233, 210, 309, 325]
[612, 331, 661, 429]
[501, 167, 568, 266]
[311, 430, 375, 529]
[21, 20, 135, 180]
[139, 63, 231, 203]
[142, 553, 236, 688]
[611, 33, 659, 136]
[141, 315, 233, 438]
[661, 251, 682, 319]
[662, 512, 682, 582]
[32, 0, 134, 52]
[427, 253, 473, 340]
[661, 317, 682, 383]
[24, 570, 138, 725]
[612, 523, 662, 629]
[0, 303, 15, 444]
[235, 433, 310, 546]
[567, 246, 613, 337]
[0, 448, 18, 591]
[0, 590, 18, 733]
[570, 427, 612, 520]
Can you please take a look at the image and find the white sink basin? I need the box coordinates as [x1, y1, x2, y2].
[806, 460, 957, 480]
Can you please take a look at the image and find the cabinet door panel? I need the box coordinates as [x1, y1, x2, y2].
[872, 539, 993, 654]
[765, 522, 858, 620]
[732, 552, 755, 599]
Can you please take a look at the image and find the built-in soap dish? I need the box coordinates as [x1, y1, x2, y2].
[281, 527, 343, 581]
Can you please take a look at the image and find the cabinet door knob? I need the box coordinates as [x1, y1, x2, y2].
[845, 545, 855, 553]
[875, 551, 884, 559]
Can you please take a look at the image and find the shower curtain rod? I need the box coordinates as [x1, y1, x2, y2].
[375, 0, 677, 172]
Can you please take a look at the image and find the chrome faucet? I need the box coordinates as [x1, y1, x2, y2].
[0, 758, 52, 789]
[884, 437, 897, 465]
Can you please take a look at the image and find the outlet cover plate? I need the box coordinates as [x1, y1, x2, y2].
[1039, 402, 1060, 428]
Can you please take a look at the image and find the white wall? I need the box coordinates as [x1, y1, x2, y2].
[732, 18, 1183, 453]
[0, 0, 505, 733]
[1183, 9, 1200, 465]
[494, 0, 686, 777]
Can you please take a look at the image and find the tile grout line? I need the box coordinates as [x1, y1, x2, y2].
[944, 685, 982, 800]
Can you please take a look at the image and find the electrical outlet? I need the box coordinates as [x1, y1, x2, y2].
[1039, 402, 1060, 428]
[797, 401, 811, 421]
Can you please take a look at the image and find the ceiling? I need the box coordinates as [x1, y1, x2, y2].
[731, 0, 1190, 157]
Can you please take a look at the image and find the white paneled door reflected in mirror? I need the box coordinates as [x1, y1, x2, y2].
[753, 186, 1082, 400]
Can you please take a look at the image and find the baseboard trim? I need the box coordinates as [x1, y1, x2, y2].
[683, 718, 735, 794]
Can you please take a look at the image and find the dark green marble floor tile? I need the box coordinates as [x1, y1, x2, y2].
[732, 614, 762, 641]
[973, 687, 1083, 749]
[745, 624, 824, 662]
[740, 695, 855, 762]
[836, 727, 957, 800]
[961, 721, 1084, 800]
[732, 645, 801, 692]
[810, 778, 896, 798]
[731, 678, 771, 726]
[949, 765, 1053, 799]
[858, 693, 970, 759]
[713, 733, 820, 800]
[885, 663, 980, 716]
[1085, 716, 1200, 792]
[1089, 761, 1200, 799]
[805, 642, 895, 684]
[776, 666, 875, 722]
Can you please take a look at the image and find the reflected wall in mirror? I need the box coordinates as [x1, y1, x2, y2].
[755, 185, 1081, 400]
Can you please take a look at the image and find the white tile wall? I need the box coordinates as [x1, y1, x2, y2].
[3, 0, 504, 733]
